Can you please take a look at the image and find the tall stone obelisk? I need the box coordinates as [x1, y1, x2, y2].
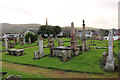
[105, 30, 115, 71]
[71, 22, 76, 49]
[82, 19, 87, 51]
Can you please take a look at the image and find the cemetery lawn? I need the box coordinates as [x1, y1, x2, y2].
[1, 39, 120, 75]
[2, 68, 47, 79]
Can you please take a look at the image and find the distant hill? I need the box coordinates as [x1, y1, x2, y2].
[1, 23, 109, 33]
[1, 23, 40, 33]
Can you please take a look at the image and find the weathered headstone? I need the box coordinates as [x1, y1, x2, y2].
[89, 43, 91, 49]
[102, 52, 108, 65]
[28, 37, 31, 44]
[105, 30, 115, 71]
[86, 40, 88, 50]
[118, 50, 120, 71]
[51, 41, 55, 47]
[61, 50, 67, 62]
[71, 22, 79, 55]
[71, 22, 76, 49]
[34, 51, 39, 59]
[67, 31, 69, 39]
[47, 42, 50, 47]
[23, 37, 26, 45]
[19, 37, 24, 46]
[58, 38, 63, 46]
[77, 30, 80, 44]
[38, 35, 45, 57]
[82, 19, 88, 51]
[17, 36, 20, 42]
[4, 37, 8, 51]
[14, 37, 17, 45]
[75, 29, 78, 45]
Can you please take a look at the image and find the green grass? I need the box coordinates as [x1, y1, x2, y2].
[1, 38, 119, 74]
[2, 68, 46, 80]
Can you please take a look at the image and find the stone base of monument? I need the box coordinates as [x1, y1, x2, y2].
[51, 46, 73, 62]
[73, 49, 79, 56]
[105, 57, 115, 71]
[34, 51, 45, 59]
[7, 49, 24, 56]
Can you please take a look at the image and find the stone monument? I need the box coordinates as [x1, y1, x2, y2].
[89, 43, 91, 49]
[5, 37, 8, 51]
[23, 37, 26, 45]
[58, 38, 63, 46]
[14, 37, 17, 45]
[71, 22, 76, 49]
[82, 19, 88, 51]
[105, 30, 115, 71]
[28, 37, 31, 44]
[75, 29, 78, 45]
[20, 37, 24, 46]
[70, 22, 79, 56]
[38, 35, 45, 57]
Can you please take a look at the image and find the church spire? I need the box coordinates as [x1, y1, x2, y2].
[46, 18, 48, 25]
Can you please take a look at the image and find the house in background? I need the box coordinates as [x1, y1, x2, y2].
[78, 30, 94, 38]
[24, 28, 38, 35]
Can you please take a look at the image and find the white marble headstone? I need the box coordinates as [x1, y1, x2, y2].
[105, 30, 115, 71]
[5, 37, 8, 51]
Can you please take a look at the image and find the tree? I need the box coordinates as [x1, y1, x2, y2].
[104, 30, 109, 36]
[37, 25, 61, 37]
[53, 26, 61, 36]
[25, 32, 37, 43]
[91, 30, 95, 33]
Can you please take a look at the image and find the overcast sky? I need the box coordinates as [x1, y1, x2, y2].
[0, 0, 119, 29]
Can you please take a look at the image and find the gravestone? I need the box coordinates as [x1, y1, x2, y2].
[71, 22, 76, 49]
[14, 37, 17, 45]
[20, 37, 24, 46]
[67, 31, 69, 38]
[105, 30, 115, 71]
[58, 38, 63, 46]
[77, 30, 80, 44]
[4, 37, 8, 51]
[82, 19, 88, 51]
[47, 42, 50, 47]
[51, 41, 55, 47]
[118, 50, 120, 71]
[38, 35, 45, 57]
[75, 29, 78, 45]
[61, 50, 67, 62]
[47, 36, 52, 47]
[71, 22, 79, 55]
[34, 51, 39, 59]
[102, 52, 108, 65]
[29, 37, 31, 44]
[34, 35, 45, 59]
[23, 37, 26, 45]
[89, 43, 91, 49]
[17, 36, 20, 42]
[86, 40, 88, 50]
